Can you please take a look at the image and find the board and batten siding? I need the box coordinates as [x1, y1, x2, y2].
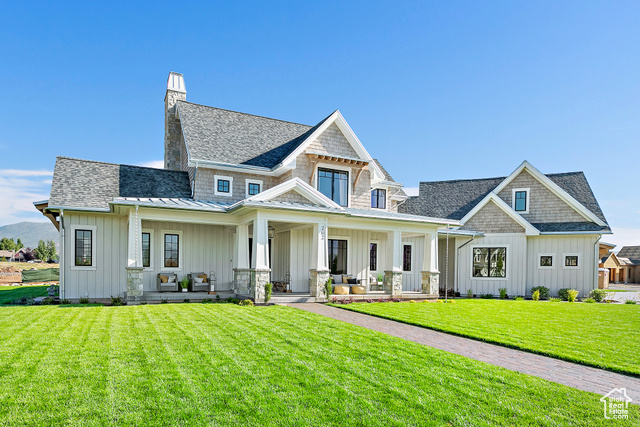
[289, 227, 313, 292]
[438, 236, 456, 291]
[62, 213, 128, 299]
[140, 220, 235, 291]
[271, 230, 290, 284]
[526, 235, 598, 297]
[456, 234, 527, 297]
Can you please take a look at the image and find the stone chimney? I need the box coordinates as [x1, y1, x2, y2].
[164, 72, 187, 171]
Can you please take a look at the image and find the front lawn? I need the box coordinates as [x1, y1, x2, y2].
[333, 299, 640, 375]
[0, 304, 631, 426]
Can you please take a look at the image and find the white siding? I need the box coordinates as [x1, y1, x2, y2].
[456, 234, 527, 297]
[401, 236, 424, 291]
[62, 212, 128, 299]
[329, 228, 370, 282]
[272, 230, 290, 283]
[289, 227, 312, 292]
[438, 236, 456, 291]
[526, 235, 598, 297]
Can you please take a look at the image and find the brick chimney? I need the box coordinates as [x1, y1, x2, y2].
[164, 72, 186, 170]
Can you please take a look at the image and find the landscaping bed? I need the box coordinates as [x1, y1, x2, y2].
[332, 299, 640, 376]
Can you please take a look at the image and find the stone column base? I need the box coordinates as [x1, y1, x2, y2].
[384, 270, 403, 296]
[250, 268, 271, 303]
[126, 267, 144, 304]
[233, 268, 251, 294]
[421, 271, 440, 295]
[309, 269, 330, 299]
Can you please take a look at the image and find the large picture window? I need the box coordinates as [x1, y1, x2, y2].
[473, 247, 506, 278]
[371, 189, 386, 209]
[318, 168, 348, 207]
[75, 230, 93, 266]
[142, 232, 151, 268]
[369, 243, 377, 271]
[164, 234, 179, 268]
[329, 239, 348, 274]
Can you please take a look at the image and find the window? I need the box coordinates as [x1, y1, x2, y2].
[540, 255, 553, 267]
[75, 230, 93, 266]
[565, 255, 579, 267]
[142, 232, 151, 268]
[512, 188, 529, 213]
[217, 180, 230, 193]
[403, 244, 412, 272]
[164, 234, 179, 268]
[328, 239, 348, 274]
[371, 189, 386, 209]
[369, 243, 377, 271]
[246, 179, 263, 197]
[473, 247, 506, 278]
[318, 168, 348, 207]
[214, 175, 233, 196]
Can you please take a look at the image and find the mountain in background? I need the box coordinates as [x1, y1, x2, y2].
[0, 222, 59, 249]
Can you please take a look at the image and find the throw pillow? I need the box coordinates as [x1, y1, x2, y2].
[198, 274, 208, 282]
[168, 276, 176, 283]
[159, 275, 168, 283]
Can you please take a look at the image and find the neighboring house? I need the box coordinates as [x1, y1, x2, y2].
[0, 250, 14, 261]
[616, 246, 640, 284]
[35, 72, 454, 302]
[400, 162, 611, 298]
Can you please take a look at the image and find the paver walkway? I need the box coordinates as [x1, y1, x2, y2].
[292, 303, 640, 400]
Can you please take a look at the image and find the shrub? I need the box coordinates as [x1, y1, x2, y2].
[40, 297, 55, 305]
[60, 299, 71, 305]
[625, 299, 637, 305]
[324, 278, 333, 300]
[365, 299, 374, 303]
[264, 282, 273, 304]
[550, 298, 561, 302]
[514, 297, 524, 301]
[202, 298, 212, 303]
[410, 300, 416, 303]
[239, 299, 254, 306]
[583, 298, 595, 303]
[498, 288, 508, 299]
[110, 296, 124, 306]
[10, 296, 34, 305]
[183, 298, 190, 303]
[466, 289, 473, 298]
[531, 286, 549, 300]
[480, 293, 493, 299]
[216, 294, 220, 301]
[448, 299, 456, 303]
[532, 290, 540, 301]
[588, 289, 607, 302]
[79, 297, 89, 304]
[161, 298, 168, 304]
[567, 289, 578, 302]
[558, 288, 571, 301]
[227, 298, 240, 304]
[180, 277, 189, 290]
[436, 299, 444, 303]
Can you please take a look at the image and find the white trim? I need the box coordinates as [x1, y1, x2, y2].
[248, 177, 343, 209]
[141, 229, 154, 271]
[214, 175, 233, 197]
[161, 230, 183, 271]
[460, 193, 540, 236]
[371, 187, 387, 210]
[369, 240, 381, 274]
[402, 242, 414, 274]
[537, 252, 555, 269]
[512, 188, 530, 214]
[469, 243, 510, 281]
[313, 163, 352, 208]
[245, 178, 263, 198]
[562, 252, 581, 269]
[493, 161, 606, 226]
[70, 224, 97, 271]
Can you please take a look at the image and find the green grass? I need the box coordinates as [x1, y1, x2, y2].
[0, 285, 48, 304]
[0, 304, 633, 426]
[332, 299, 640, 376]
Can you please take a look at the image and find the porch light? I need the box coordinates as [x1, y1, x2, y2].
[268, 226, 275, 239]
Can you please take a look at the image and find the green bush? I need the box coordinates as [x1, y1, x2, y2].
[588, 289, 607, 302]
[557, 288, 571, 301]
[514, 297, 524, 301]
[583, 298, 595, 303]
[239, 299, 254, 306]
[60, 299, 71, 305]
[625, 299, 637, 305]
[324, 278, 333, 300]
[110, 296, 124, 306]
[183, 298, 190, 303]
[79, 297, 89, 304]
[264, 282, 273, 304]
[479, 293, 493, 299]
[227, 298, 240, 304]
[531, 286, 549, 300]
[550, 298, 561, 302]
[466, 288, 473, 298]
[567, 289, 578, 303]
[498, 288, 508, 299]
[532, 290, 540, 301]
[161, 298, 168, 304]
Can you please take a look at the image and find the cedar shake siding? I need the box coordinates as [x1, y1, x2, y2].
[461, 200, 526, 234]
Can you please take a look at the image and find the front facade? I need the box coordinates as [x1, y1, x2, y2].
[401, 162, 612, 298]
[37, 72, 453, 302]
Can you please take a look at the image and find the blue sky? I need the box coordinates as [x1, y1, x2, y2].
[1, 1, 639, 248]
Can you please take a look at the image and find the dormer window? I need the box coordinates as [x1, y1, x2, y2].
[246, 179, 263, 197]
[512, 188, 529, 213]
[371, 189, 386, 209]
[318, 168, 348, 207]
[214, 175, 233, 197]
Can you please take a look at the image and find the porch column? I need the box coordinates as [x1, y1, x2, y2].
[250, 216, 270, 303]
[126, 207, 143, 304]
[384, 230, 403, 297]
[233, 223, 250, 295]
[421, 232, 439, 296]
[309, 220, 330, 299]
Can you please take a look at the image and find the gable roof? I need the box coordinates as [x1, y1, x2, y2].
[48, 157, 192, 210]
[460, 193, 539, 235]
[618, 246, 640, 263]
[177, 101, 332, 169]
[245, 177, 343, 209]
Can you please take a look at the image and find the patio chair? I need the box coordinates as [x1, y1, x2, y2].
[188, 272, 209, 292]
[157, 273, 179, 292]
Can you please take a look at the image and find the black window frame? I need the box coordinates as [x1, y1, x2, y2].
[317, 168, 349, 207]
[164, 233, 179, 268]
[565, 255, 579, 267]
[371, 188, 386, 209]
[74, 229, 93, 266]
[248, 182, 261, 196]
[328, 239, 348, 275]
[514, 191, 527, 212]
[403, 244, 412, 272]
[472, 247, 507, 278]
[369, 243, 378, 271]
[540, 255, 553, 267]
[217, 179, 230, 193]
[142, 232, 151, 268]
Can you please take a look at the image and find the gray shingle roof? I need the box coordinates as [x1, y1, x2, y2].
[49, 157, 192, 210]
[177, 101, 333, 168]
[371, 159, 407, 198]
[399, 171, 609, 233]
[618, 246, 640, 263]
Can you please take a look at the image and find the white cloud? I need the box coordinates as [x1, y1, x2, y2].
[403, 187, 419, 197]
[0, 170, 53, 226]
[137, 160, 164, 169]
[0, 169, 53, 177]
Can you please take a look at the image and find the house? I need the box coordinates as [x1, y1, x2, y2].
[0, 250, 15, 262]
[616, 246, 640, 284]
[400, 162, 611, 298]
[34, 72, 456, 302]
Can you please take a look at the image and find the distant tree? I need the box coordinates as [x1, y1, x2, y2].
[22, 248, 36, 262]
[46, 240, 59, 261]
[16, 238, 24, 250]
[0, 238, 16, 251]
[33, 240, 48, 261]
